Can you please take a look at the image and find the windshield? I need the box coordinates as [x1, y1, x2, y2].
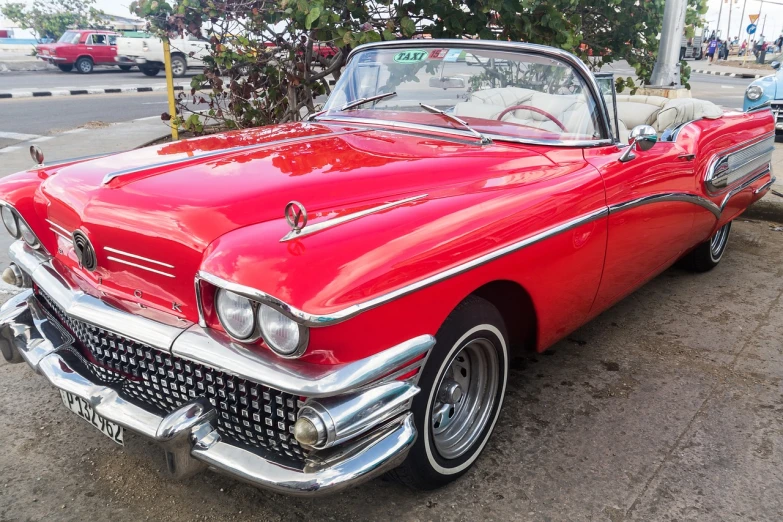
[58, 31, 81, 44]
[322, 46, 604, 143]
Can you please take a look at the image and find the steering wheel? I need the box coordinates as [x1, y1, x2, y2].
[496, 105, 567, 132]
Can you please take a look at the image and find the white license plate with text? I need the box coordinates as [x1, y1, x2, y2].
[60, 390, 124, 445]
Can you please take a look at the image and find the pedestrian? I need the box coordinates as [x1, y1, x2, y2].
[707, 38, 718, 64]
[740, 40, 747, 56]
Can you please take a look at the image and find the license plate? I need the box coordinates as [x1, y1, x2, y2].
[60, 390, 124, 445]
[41, 50, 49, 55]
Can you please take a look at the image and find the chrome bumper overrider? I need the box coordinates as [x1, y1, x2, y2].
[0, 242, 433, 495]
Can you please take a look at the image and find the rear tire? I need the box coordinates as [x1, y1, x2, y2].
[170, 55, 187, 77]
[75, 57, 93, 74]
[680, 221, 732, 272]
[390, 295, 509, 490]
[57, 64, 73, 72]
[141, 66, 160, 77]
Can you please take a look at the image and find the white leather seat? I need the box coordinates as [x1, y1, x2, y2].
[616, 95, 723, 138]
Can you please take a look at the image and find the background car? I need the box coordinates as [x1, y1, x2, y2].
[743, 61, 783, 139]
[36, 30, 131, 73]
[115, 33, 209, 77]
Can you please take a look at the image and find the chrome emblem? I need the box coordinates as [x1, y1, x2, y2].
[285, 201, 308, 233]
[72, 230, 97, 272]
[172, 302, 182, 312]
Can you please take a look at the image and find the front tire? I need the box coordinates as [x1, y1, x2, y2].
[391, 295, 508, 490]
[140, 66, 160, 77]
[75, 57, 93, 74]
[681, 221, 732, 272]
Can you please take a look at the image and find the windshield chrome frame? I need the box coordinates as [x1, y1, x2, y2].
[316, 39, 614, 147]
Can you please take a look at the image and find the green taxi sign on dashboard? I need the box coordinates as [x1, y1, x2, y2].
[393, 50, 428, 63]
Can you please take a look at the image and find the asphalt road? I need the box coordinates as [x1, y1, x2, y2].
[0, 66, 198, 91]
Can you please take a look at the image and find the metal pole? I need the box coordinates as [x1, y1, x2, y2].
[650, 0, 688, 86]
[739, 0, 748, 43]
[163, 40, 179, 141]
[727, 2, 733, 50]
[717, 0, 725, 37]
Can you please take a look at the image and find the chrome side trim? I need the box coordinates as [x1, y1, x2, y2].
[171, 328, 435, 397]
[705, 132, 775, 194]
[754, 177, 776, 195]
[280, 194, 428, 242]
[199, 207, 608, 327]
[102, 129, 367, 185]
[10, 241, 186, 350]
[608, 193, 721, 219]
[746, 101, 771, 113]
[49, 228, 70, 241]
[720, 166, 771, 210]
[106, 256, 176, 278]
[45, 219, 71, 236]
[104, 247, 174, 268]
[346, 39, 613, 141]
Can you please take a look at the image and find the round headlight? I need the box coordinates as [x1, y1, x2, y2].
[1, 206, 19, 238]
[18, 220, 39, 248]
[258, 304, 303, 356]
[746, 85, 764, 101]
[215, 289, 255, 340]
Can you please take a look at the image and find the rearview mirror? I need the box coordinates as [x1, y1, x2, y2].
[619, 125, 657, 162]
[429, 77, 465, 90]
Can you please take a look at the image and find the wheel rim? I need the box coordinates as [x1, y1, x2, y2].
[172, 60, 184, 75]
[79, 61, 90, 72]
[710, 223, 730, 260]
[431, 338, 499, 460]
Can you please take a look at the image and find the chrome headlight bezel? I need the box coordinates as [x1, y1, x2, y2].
[1, 205, 20, 239]
[746, 84, 764, 101]
[257, 303, 310, 358]
[210, 285, 310, 358]
[215, 288, 257, 341]
[18, 219, 40, 249]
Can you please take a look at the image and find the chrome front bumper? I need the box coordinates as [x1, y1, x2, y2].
[0, 242, 433, 496]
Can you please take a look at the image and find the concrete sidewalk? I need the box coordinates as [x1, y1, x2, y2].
[0, 48, 50, 73]
[0, 117, 170, 177]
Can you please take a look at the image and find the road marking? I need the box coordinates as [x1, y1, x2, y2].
[0, 131, 42, 141]
[29, 136, 53, 143]
[0, 146, 22, 154]
[142, 102, 168, 105]
[721, 85, 735, 89]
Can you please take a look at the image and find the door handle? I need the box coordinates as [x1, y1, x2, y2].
[677, 154, 695, 161]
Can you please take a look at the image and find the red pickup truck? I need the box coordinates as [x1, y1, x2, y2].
[37, 30, 130, 73]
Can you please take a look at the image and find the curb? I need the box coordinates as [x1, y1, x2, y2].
[691, 68, 766, 79]
[744, 196, 783, 224]
[0, 85, 184, 100]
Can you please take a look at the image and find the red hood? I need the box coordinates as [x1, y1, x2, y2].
[30, 122, 557, 323]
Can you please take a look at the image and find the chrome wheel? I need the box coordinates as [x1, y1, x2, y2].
[171, 57, 186, 77]
[710, 223, 731, 261]
[431, 338, 499, 460]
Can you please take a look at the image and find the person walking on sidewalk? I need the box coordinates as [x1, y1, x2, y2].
[707, 38, 718, 64]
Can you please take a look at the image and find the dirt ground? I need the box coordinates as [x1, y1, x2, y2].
[0, 218, 781, 522]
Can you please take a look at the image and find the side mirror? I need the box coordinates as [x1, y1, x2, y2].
[619, 124, 657, 162]
[772, 61, 781, 70]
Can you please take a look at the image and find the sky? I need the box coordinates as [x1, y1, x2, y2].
[705, 0, 783, 41]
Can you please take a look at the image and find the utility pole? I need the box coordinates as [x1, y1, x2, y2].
[739, 0, 748, 44]
[717, 0, 725, 37]
[650, 0, 687, 87]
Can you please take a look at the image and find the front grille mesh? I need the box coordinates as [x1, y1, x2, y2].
[36, 288, 306, 462]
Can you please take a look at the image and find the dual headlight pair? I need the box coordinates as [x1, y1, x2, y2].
[1, 205, 41, 249]
[215, 289, 308, 358]
[746, 85, 764, 101]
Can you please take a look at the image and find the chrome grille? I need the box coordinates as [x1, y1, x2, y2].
[35, 288, 306, 462]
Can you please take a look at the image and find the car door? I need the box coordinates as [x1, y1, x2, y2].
[107, 34, 119, 64]
[86, 33, 110, 64]
[584, 140, 703, 314]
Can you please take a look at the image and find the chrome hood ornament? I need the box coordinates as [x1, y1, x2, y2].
[285, 201, 308, 237]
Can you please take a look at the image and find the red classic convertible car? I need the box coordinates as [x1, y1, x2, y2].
[0, 40, 774, 495]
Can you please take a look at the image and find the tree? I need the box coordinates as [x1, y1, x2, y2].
[133, 0, 706, 132]
[1, 0, 104, 41]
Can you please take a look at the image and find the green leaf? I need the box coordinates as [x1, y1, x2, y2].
[400, 16, 415, 37]
[305, 6, 321, 29]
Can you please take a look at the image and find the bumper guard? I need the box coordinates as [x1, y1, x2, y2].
[0, 242, 433, 496]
